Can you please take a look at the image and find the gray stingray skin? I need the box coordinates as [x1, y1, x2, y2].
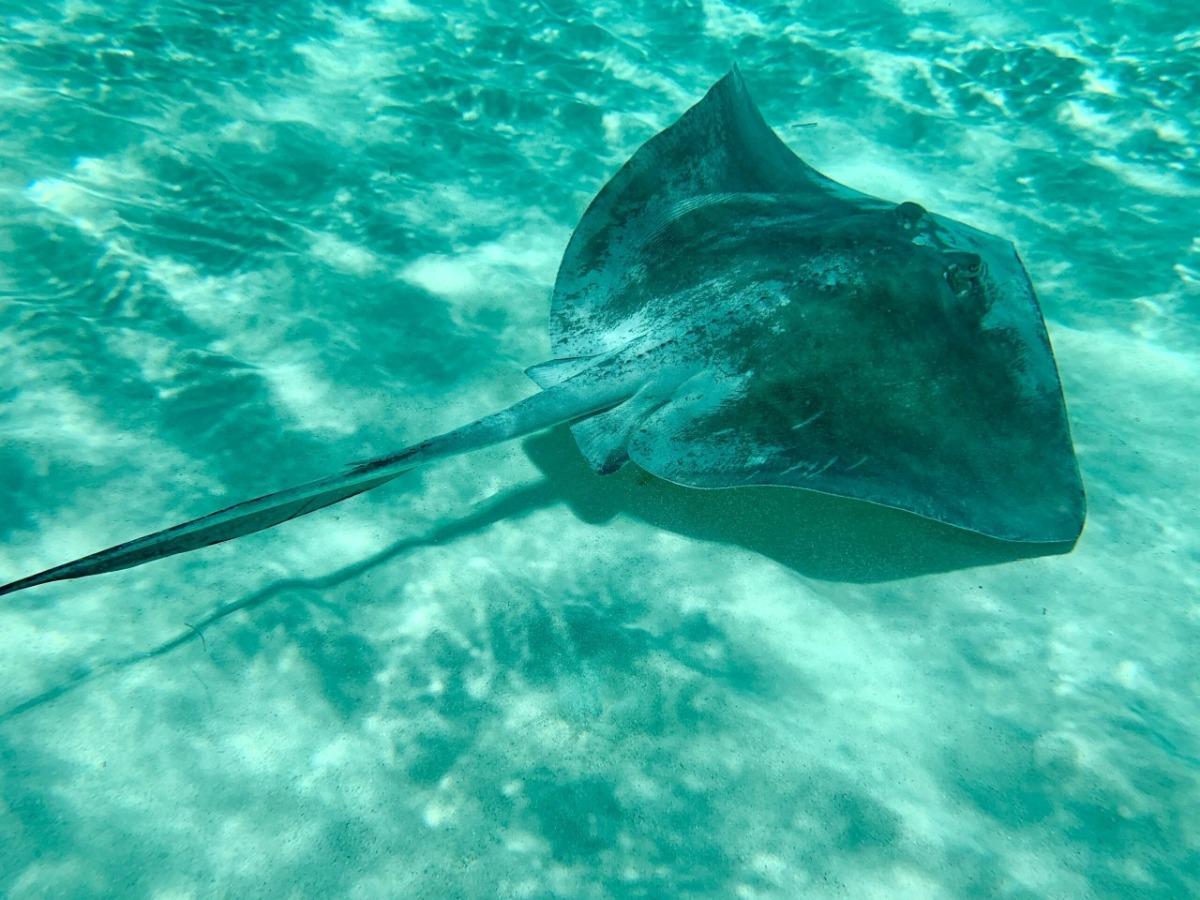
[0, 67, 1083, 598]
[541, 66, 1085, 542]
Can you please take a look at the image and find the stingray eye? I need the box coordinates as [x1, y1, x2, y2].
[945, 251, 985, 295]
[894, 201, 927, 231]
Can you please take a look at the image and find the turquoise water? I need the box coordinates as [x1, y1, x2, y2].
[1, 1, 1197, 896]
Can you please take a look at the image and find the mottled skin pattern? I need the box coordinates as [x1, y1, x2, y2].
[551, 67, 1084, 542]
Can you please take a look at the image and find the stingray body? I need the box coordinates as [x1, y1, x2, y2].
[0, 68, 1084, 598]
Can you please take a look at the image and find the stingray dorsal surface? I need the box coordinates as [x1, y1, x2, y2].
[547, 67, 1085, 543]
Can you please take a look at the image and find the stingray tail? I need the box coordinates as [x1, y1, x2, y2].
[1, 373, 628, 598]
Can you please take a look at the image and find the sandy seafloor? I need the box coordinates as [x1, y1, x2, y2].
[1, 1, 1198, 897]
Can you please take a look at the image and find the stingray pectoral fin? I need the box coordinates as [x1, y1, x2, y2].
[626, 366, 1085, 543]
[1, 375, 630, 598]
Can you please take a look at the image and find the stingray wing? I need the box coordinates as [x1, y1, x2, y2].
[550, 66, 874, 359]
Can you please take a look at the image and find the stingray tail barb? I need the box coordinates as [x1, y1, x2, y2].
[0, 372, 629, 598]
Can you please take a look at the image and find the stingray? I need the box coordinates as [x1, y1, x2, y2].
[0, 68, 1084, 598]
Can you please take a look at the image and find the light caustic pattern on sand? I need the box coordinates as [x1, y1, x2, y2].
[0, 2, 1197, 898]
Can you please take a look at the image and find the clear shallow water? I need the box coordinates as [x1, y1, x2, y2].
[1, 1, 1197, 897]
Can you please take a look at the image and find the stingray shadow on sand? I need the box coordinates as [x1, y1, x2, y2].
[521, 426, 1074, 584]
[0, 431, 1071, 723]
